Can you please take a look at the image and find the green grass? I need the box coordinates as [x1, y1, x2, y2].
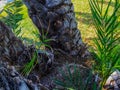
[72, 0, 95, 46]
[15, 4, 38, 41]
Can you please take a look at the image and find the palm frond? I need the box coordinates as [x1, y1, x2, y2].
[89, 0, 120, 87]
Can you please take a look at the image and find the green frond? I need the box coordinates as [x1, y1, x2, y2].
[21, 51, 38, 76]
[89, 0, 120, 87]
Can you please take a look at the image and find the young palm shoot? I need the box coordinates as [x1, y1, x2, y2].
[89, 0, 120, 88]
[21, 51, 38, 76]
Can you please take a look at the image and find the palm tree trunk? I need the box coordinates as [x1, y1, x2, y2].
[23, 0, 89, 58]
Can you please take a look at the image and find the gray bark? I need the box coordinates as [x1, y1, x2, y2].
[0, 62, 49, 90]
[23, 0, 89, 58]
[0, 21, 25, 64]
[0, 21, 53, 69]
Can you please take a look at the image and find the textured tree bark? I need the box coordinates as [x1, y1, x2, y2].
[0, 21, 53, 90]
[0, 21, 25, 64]
[0, 62, 49, 90]
[0, 21, 54, 74]
[0, 21, 37, 65]
[23, 0, 89, 58]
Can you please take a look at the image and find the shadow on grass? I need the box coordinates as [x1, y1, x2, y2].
[75, 12, 93, 25]
[98, 0, 115, 7]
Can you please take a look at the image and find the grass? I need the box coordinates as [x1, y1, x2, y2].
[72, 0, 95, 46]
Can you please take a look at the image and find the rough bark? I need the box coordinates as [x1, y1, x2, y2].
[0, 21, 54, 89]
[0, 62, 49, 90]
[0, 21, 25, 64]
[23, 0, 89, 58]
[0, 20, 54, 75]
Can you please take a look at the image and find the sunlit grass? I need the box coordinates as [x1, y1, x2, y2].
[72, 0, 95, 46]
[16, 5, 38, 40]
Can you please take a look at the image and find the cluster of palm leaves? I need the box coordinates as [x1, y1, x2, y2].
[32, 29, 53, 50]
[89, 0, 120, 87]
[21, 51, 38, 76]
[54, 64, 97, 90]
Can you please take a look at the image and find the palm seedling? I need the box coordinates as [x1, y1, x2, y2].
[21, 51, 38, 76]
[32, 29, 53, 50]
[54, 64, 97, 90]
[89, 0, 120, 88]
